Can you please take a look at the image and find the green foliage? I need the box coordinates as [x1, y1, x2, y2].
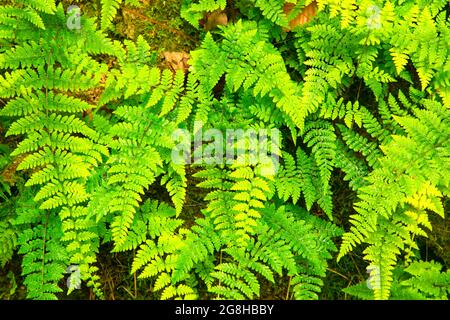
[178, 0, 450, 301]
[0, 1, 115, 298]
[90, 37, 189, 249]
[344, 260, 450, 300]
[100, 0, 140, 30]
[398, 261, 450, 299]
[17, 211, 67, 300]
[276, 146, 333, 218]
[130, 197, 340, 300]
[190, 20, 307, 129]
[0, 0, 448, 301]
[181, 0, 227, 28]
[338, 99, 449, 299]
[0, 219, 16, 268]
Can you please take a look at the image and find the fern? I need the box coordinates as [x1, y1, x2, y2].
[126, 131, 340, 300]
[0, 2, 116, 298]
[398, 261, 450, 299]
[0, 219, 16, 268]
[17, 212, 67, 300]
[130, 200, 205, 299]
[100, 0, 141, 30]
[181, 0, 227, 28]
[191, 20, 308, 129]
[276, 145, 333, 219]
[90, 36, 190, 249]
[345, 260, 450, 300]
[0, 0, 448, 302]
[338, 99, 449, 299]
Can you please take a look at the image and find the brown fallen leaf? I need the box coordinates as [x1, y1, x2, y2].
[283, 1, 318, 31]
[163, 51, 191, 73]
[204, 9, 228, 31]
[1, 154, 27, 185]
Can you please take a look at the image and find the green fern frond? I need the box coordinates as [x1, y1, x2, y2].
[338, 99, 450, 299]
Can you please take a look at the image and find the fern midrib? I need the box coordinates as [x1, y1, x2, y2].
[40, 210, 50, 293]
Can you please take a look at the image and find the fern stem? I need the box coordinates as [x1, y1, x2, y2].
[326, 268, 349, 281]
[133, 249, 137, 298]
[285, 276, 292, 300]
[41, 210, 50, 290]
[356, 30, 371, 101]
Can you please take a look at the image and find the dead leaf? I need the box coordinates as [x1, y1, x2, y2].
[204, 10, 228, 31]
[1, 154, 27, 185]
[121, 9, 137, 39]
[163, 51, 190, 73]
[283, 1, 318, 31]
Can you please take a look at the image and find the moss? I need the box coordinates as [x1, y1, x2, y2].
[61, 0, 199, 56]
[113, 0, 199, 62]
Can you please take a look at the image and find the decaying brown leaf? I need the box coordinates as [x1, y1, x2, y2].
[204, 10, 228, 31]
[163, 51, 191, 73]
[283, 1, 318, 31]
[1, 154, 27, 185]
